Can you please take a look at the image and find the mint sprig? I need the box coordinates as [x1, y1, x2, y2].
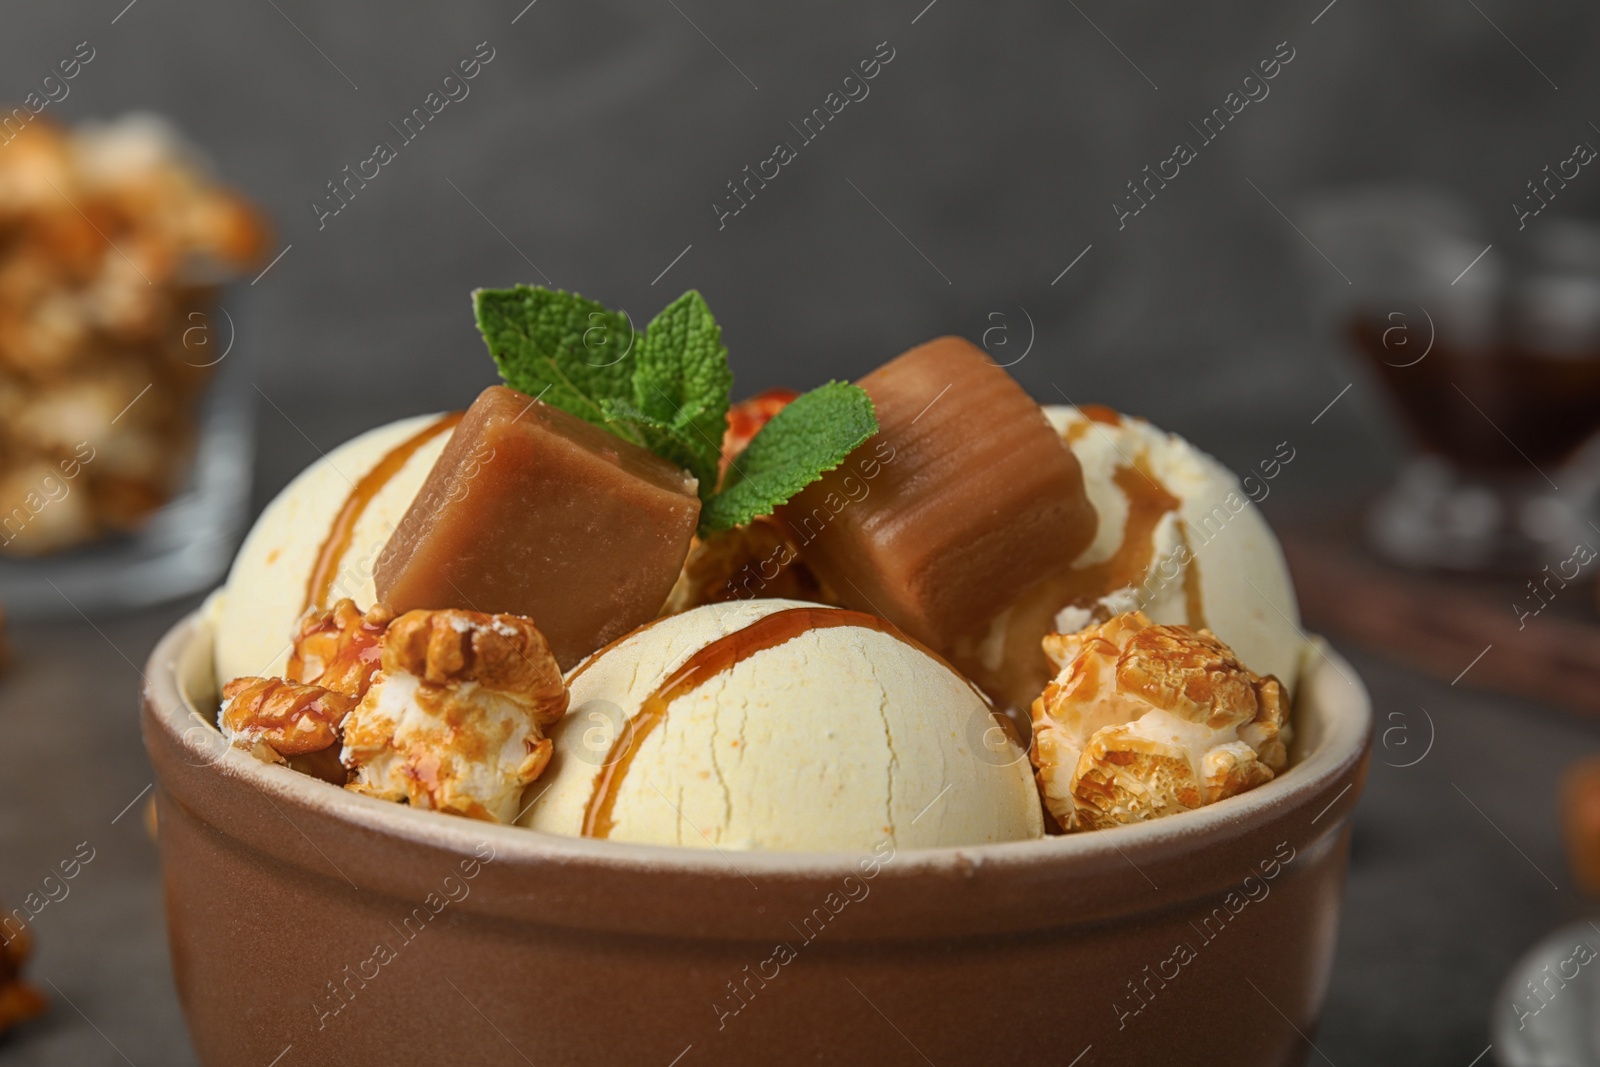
[626, 291, 732, 494]
[473, 285, 878, 536]
[474, 287, 638, 436]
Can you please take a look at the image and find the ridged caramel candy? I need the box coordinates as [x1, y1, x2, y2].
[375, 386, 700, 669]
[778, 337, 1095, 652]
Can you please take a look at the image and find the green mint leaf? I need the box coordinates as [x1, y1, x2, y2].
[596, 398, 719, 496]
[473, 286, 640, 434]
[474, 285, 739, 505]
[701, 381, 877, 533]
[596, 396, 652, 423]
[630, 290, 732, 495]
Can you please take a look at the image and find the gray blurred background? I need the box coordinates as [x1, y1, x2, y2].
[5, 2, 1600, 1065]
[10, 0, 1594, 505]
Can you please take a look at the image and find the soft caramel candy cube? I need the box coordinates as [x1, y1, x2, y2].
[777, 336, 1095, 650]
[375, 386, 700, 670]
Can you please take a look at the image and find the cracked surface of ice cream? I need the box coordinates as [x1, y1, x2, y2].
[213, 413, 453, 684]
[524, 598, 1043, 851]
[1043, 405, 1303, 690]
[1031, 611, 1290, 831]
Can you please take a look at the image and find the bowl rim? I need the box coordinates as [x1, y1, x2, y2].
[144, 606, 1373, 883]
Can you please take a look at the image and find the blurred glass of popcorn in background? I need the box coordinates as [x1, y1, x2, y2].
[0, 113, 266, 556]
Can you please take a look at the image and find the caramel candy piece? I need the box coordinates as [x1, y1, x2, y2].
[375, 386, 700, 669]
[778, 337, 1095, 651]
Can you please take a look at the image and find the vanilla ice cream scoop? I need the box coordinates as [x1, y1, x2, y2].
[523, 599, 1043, 851]
[213, 413, 457, 685]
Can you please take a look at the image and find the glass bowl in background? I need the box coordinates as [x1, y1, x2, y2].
[1301, 188, 1600, 572]
[0, 326, 254, 617]
[0, 113, 268, 617]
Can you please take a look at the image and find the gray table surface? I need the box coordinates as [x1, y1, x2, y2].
[1, 590, 1596, 1066]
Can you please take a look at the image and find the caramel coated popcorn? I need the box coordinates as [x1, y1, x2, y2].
[219, 602, 568, 823]
[379, 608, 567, 718]
[1032, 611, 1289, 831]
[290, 599, 393, 699]
[221, 676, 357, 760]
[342, 609, 567, 822]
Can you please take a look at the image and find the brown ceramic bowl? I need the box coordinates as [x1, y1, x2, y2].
[142, 610, 1371, 1067]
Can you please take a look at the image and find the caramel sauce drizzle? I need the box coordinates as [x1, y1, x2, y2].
[301, 412, 463, 616]
[947, 460, 1184, 714]
[580, 607, 932, 839]
[1178, 520, 1208, 631]
[1060, 463, 1181, 599]
[1063, 404, 1123, 443]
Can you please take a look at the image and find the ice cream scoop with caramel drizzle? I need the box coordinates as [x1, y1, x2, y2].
[525, 598, 1042, 851]
[1030, 610, 1290, 831]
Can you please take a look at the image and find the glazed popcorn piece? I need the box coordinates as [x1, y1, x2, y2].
[288, 598, 393, 698]
[219, 598, 389, 782]
[661, 518, 834, 614]
[1031, 611, 1289, 831]
[218, 602, 569, 817]
[341, 609, 569, 823]
[221, 676, 357, 760]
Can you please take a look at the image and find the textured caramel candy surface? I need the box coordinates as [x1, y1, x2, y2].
[778, 337, 1095, 651]
[375, 386, 701, 669]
